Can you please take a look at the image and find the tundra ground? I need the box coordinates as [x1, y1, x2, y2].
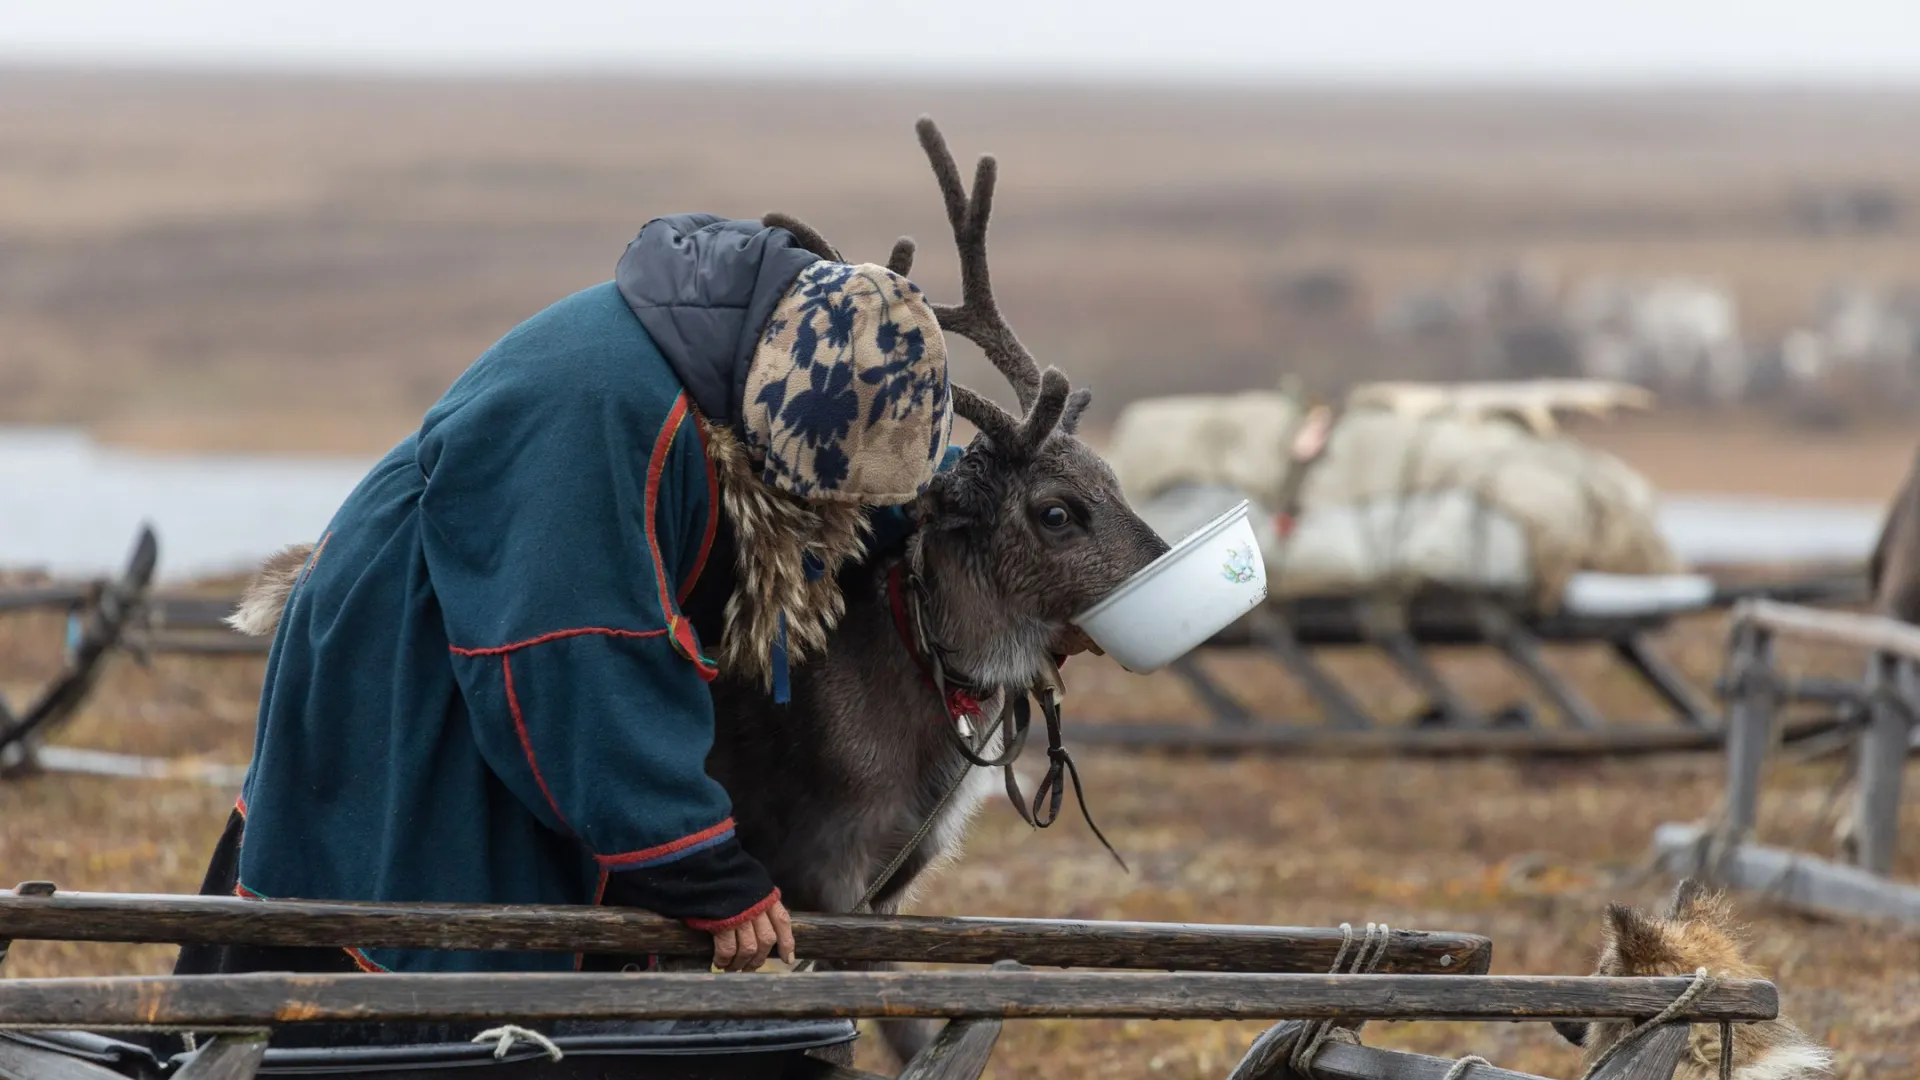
[3, 586, 1916, 1078]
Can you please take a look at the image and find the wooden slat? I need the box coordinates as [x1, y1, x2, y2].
[1731, 598, 1920, 663]
[1612, 636, 1719, 728]
[896, 1019, 1004, 1080]
[0, 972, 1779, 1027]
[174, 1034, 269, 1080]
[1313, 1040, 1547, 1080]
[1170, 653, 1255, 725]
[0, 1039, 135, 1080]
[1722, 627, 1775, 841]
[0, 891, 1492, 976]
[1475, 602, 1607, 731]
[1064, 718, 1840, 758]
[1585, 1024, 1691, 1080]
[1251, 610, 1375, 730]
[1853, 655, 1910, 875]
[1653, 823, 1920, 924]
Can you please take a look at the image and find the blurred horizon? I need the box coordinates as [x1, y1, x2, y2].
[6, 0, 1920, 84]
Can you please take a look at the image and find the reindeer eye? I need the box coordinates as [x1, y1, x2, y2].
[1039, 505, 1071, 529]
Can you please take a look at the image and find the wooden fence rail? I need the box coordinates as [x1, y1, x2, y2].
[1654, 599, 1920, 924]
[0, 971, 1779, 1027]
[0, 889, 1490, 975]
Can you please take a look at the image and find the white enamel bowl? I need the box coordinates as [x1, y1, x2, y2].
[1073, 499, 1269, 673]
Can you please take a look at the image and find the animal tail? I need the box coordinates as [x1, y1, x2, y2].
[226, 544, 315, 637]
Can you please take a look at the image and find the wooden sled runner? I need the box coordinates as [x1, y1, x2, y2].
[0, 886, 1777, 1080]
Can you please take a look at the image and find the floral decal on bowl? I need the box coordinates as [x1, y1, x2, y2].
[1221, 545, 1258, 584]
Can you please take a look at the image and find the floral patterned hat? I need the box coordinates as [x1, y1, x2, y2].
[742, 260, 953, 506]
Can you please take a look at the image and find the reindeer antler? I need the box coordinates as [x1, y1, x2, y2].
[913, 116, 1086, 458]
[915, 116, 1044, 414]
[761, 213, 843, 262]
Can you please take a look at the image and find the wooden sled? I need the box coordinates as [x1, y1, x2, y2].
[0, 885, 1775, 1080]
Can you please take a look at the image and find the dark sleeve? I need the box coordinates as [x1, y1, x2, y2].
[421, 385, 776, 928]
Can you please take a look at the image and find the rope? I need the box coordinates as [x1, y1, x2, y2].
[1442, 1055, 1494, 1080]
[472, 1024, 564, 1062]
[1285, 921, 1392, 1077]
[1575, 967, 1719, 1080]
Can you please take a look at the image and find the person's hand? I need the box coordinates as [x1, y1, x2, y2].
[709, 899, 795, 972]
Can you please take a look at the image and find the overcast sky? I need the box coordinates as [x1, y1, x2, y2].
[4, 0, 1918, 83]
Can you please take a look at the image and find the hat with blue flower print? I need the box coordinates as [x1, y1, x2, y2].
[743, 260, 953, 506]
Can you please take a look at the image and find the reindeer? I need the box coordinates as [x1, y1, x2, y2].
[228, 118, 1169, 1065]
[1553, 880, 1834, 1080]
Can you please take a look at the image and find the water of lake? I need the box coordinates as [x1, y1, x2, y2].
[0, 427, 1890, 583]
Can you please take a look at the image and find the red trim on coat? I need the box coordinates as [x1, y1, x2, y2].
[344, 947, 391, 973]
[298, 532, 331, 588]
[679, 414, 720, 606]
[448, 626, 668, 658]
[645, 393, 719, 681]
[594, 818, 737, 870]
[683, 888, 782, 933]
[502, 655, 574, 835]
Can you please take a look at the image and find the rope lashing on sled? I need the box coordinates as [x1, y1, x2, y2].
[1230, 922, 1395, 1078]
[472, 1024, 564, 1062]
[1576, 967, 1732, 1080]
[1442, 1055, 1495, 1080]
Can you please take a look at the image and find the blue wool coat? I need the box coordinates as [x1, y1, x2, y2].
[196, 216, 911, 975]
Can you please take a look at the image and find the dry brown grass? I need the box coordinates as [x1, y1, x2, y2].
[4, 594, 1919, 1078]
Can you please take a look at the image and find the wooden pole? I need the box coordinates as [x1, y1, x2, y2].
[1063, 717, 1839, 759]
[0, 890, 1492, 976]
[1730, 599, 1920, 664]
[0, 972, 1780, 1027]
[1853, 654, 1912, 876]
[1721, 624, 1776, 848]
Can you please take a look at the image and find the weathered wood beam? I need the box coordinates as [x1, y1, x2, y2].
[1852, 655, 1910, 875]
[896, 1019, 1004, 1080]
[0, 1038, 135, 1080]
[1361, 603, 1489, 729]
[1474, 602, 1607, 731]
[1653, 823, 1920, 924]
[1169, 652, 1255, 725]
[173, 1034, 269, 1080]
[0, 972, 1779, 1027]
[1064, 718, 1840, 759]
[1227, 1019, 1553, 1080]
[0, 527, 157, 756]
[0, 890, 1492, 976]
[1585, 1023, 1691, 1080]
[1722, 626, 1776, 844]
[1731, 598, 1920, 663]
[1612, 636, 1719, 728]
[122, 632, 268, 657]
[1250, 609, 1375, 730]
[1312, 1040, 1546, 1080]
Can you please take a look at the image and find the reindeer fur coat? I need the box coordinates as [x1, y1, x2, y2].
[180, 216, 956, 978]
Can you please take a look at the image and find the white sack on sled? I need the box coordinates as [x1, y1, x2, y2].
[1109, 390, 1680, 609]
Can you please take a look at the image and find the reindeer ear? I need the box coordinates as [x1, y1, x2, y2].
[1665, 878, 1708, 921]
[1061, 387, 1094, 435]
[924, 446, 997, 530]
[1604, 902, 1670, 969]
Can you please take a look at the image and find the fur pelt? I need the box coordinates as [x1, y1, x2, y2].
[226, 544, 317, 637]
[702, 419, 871, 686]
[1559, 881, 1834, 1080]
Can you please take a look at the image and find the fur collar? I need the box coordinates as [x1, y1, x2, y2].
[703, 419, 874, 687]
